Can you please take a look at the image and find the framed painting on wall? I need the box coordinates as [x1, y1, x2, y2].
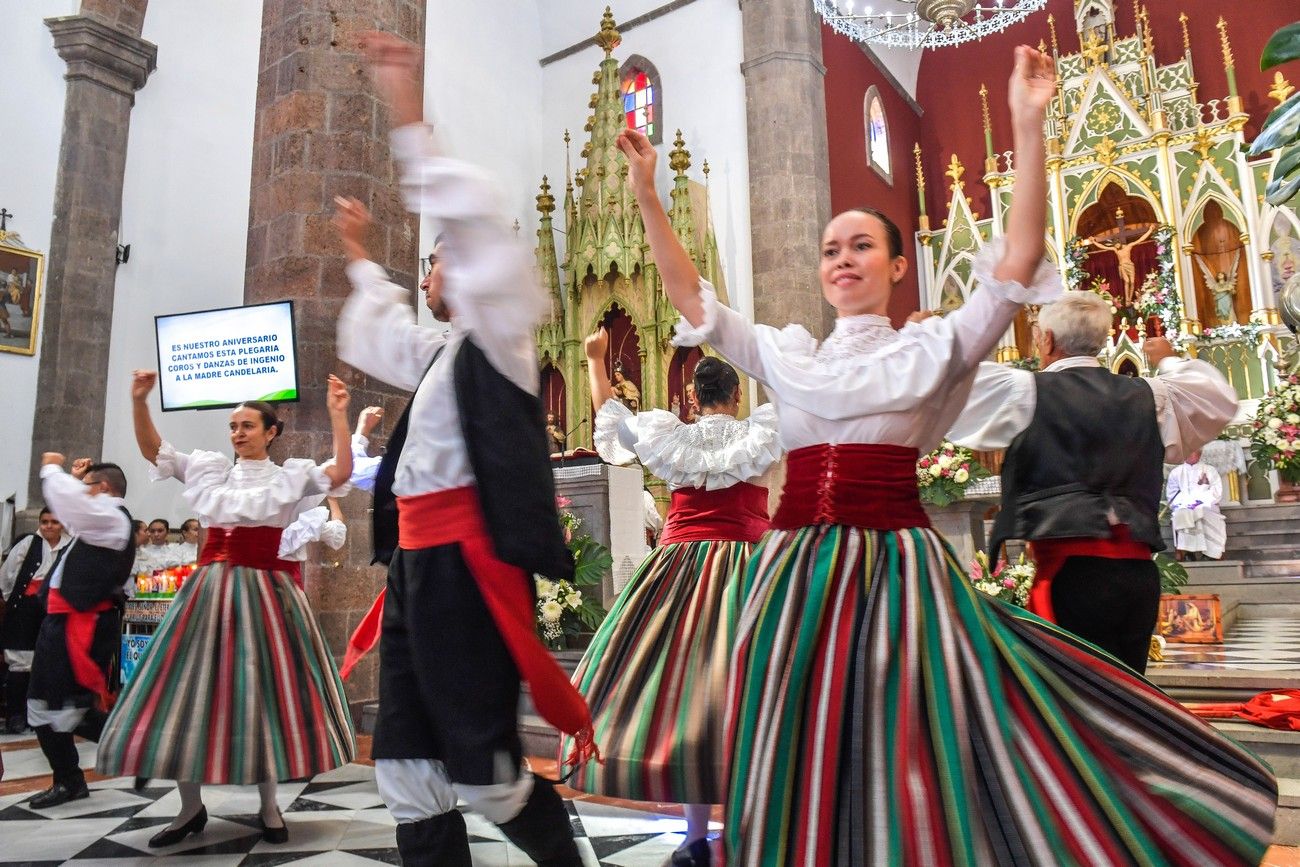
[1158, 594, 1224, 644]
[0, 240, 44, 356]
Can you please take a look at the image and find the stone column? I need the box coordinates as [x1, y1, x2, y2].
[739, 0, 834, 336]
[245, 0, 424, 715]
[27, 4, 155, 505]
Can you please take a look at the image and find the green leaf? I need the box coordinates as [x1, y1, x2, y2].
[1154, 552, 1189, 595]
[1248, 92, 1300, 156]
[1261, 22, 1300, 70]
[570, 535, 613, 587]
[1267, 167, 1300, 205]
[1278, 142, 1300, 180]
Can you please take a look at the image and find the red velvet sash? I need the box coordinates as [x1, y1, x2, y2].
[1027, 525, 1152, 621]
[200, 526, 302, 587]
[771, 443, 931, 531]
[342, 486, 599, 771]
[45, 588, 114, 710]
[659, 482, 770, 545]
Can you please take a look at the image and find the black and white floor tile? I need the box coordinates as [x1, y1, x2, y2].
[1152, 617, 1300, 670]
[0, 762, 712, 865]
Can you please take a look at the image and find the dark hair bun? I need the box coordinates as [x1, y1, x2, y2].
[237, 401, 286, 439]
[692, 357, 740, 409]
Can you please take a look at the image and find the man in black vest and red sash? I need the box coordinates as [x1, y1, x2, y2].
[0, 508, 71, 733]
[25, 456, 135, 809]
[334, 33, 592, 867]
[951, 290, 1237, 673]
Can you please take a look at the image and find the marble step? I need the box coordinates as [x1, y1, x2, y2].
[1212, 722, 1300, 780]
[1243, 560, 1300, 579]
[1147, 667, 1300, 703]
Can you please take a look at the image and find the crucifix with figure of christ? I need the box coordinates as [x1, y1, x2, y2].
[1084, 208, 1155, 304]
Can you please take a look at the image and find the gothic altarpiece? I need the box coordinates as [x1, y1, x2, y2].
[528, 11, 739, 463]
[917, 0, 1300, 500]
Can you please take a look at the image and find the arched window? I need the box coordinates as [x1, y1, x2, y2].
[865, 86, 892, 185]
[619, 55, 663, 145]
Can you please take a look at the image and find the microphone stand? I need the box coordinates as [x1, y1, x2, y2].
[558, 420, 588, 469]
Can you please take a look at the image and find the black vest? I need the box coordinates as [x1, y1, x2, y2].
[4, 534, 44, 608]
[45, 506, 137, 611]
[372, 338, 575, 580]
[989, 365, 1165, 557]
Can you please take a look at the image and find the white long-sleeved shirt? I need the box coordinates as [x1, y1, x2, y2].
[947, 355, 1239, 465]
[0, 532, 72, 598]
[350, 434, 383, 493]
[338, 124, 546, 497]
[277, 506, 347, 561]
[673, 240, 1062, 454]
[40, 465, 132, 590]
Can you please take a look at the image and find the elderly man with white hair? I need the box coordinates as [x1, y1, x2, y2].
[949, 290, 1237, 672]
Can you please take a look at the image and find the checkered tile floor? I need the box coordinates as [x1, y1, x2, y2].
[0, 757, 712, 865]
[1151, 617, 1300, 670]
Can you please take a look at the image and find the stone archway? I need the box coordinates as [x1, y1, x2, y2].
[600, 303, 642, 412]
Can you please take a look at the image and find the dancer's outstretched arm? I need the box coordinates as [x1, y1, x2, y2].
[584, 328, 616, 408]
[131, 370, 163, 465]
[619, 129, 706, 329]
[993, 45, 1055, 286]
[322, 375, 354, 490]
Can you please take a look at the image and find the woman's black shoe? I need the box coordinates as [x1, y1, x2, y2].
[148, 805, 208, 848]
[259, 809, 288, 844]
[671, 837, 713, 866]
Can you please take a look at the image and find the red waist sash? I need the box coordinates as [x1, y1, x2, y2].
[344, 486, 599, 772]
[46, 588, 114, 710]
[659, 482, 770, 545]
[199, 526, 302, 586]
[1027, 524, 1153, 621]
[771, 443, 931, 531]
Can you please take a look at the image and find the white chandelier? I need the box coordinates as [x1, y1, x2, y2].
[814, 0, 1047, 49]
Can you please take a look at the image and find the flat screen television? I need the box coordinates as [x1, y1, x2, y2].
[154, 300, 300, 412]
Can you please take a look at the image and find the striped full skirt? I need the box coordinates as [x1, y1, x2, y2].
[562, 539, 746, 804]
[726, 524, 1277, 866]
[97, 562, 356, 785]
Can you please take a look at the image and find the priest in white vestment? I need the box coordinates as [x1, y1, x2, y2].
[1166, 450, 1226, 559]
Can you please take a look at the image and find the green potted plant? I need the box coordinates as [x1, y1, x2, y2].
[1249, 21, 1300, 205]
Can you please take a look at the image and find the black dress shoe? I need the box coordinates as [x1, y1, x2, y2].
[259, 809, 288, 844]
[5, 715, 28, 735]
[29, 781, 90, 810]
[148, 806, 208, 848]
[132, 776, 150, 792]
[671, 837, 713, 867]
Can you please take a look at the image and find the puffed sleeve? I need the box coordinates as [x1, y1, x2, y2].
[636, 404, 784, 490]
[277, 506, 329, 560]
[592, 399, 644, 466]
[319, 520, 347, 551]
[149, 441, 230, 486]
[672, 279, 785, 385]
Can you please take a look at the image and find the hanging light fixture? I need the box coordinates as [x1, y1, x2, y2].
[814, 0, 1046, 49]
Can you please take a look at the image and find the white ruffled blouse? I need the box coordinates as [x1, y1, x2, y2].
[593, 399, 783, 491]
[150, 441, 348, 529]
[673, 241, 1062, 454]
[277, 506, 348, 561]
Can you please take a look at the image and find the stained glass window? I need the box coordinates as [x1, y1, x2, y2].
[619, 57, 662, 145]
[865, 86, 892, 184]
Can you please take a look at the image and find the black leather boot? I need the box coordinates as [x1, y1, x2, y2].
[394, 810, 472, 867]
[495, 776, 581, 867]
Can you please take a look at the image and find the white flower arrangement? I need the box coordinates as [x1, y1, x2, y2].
[1252, 375, 1300, 484]
[968, 551, 1036, 607]
[1197, 321, 1266, 347]
[535, 577, 584, 643]
[917, 441, 990, 507]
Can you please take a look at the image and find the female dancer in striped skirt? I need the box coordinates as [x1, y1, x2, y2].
[616, 45, 1276, 867]
[97, 371, 356, 847]
[562, 327, 781, 866]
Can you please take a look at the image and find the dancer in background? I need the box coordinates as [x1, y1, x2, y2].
[278, 497, 348, 564]
[96, 371, 355, 847]
[0, 508, 70, 734]
[619, 44, 1274, 866]
[333, 31, 591, 867]
[563, 329, 781, 867]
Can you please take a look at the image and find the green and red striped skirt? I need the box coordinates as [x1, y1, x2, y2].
[561, 538, 746, 804]
[96, 562, 356, 784]
[725, 523, 1277, 865]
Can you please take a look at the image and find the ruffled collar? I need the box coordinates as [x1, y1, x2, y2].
[817, 313, 899, 361]
[229, 456, 280, 484]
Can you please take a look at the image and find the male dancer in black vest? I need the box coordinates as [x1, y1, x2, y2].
[951, 290, 1237, 672]
[0, 508, 70, 733]
[25, 455, 134, 808]
[335, 33, 590, 867]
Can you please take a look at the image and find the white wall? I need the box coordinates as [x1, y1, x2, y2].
[0, 0, 78, 514]
[539, 0, 754, 324]
[100, 0, 262, 525]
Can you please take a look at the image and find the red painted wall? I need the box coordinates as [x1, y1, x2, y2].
[823, 24, 924, 326]
[912, 0, 1297, 221]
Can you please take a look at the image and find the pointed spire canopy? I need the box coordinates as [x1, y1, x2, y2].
[595, 7, 621, 56]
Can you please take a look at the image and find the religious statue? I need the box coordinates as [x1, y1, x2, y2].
[545, 412, 566, 455]
[939, 277, 964, 314]
[611, 361, 641, 412]
[683, 382, 699, 423]
[1085, 224, 1156, 303]
[1195, 249, 1241, 325]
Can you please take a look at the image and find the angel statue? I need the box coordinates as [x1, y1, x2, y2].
[1195, 249, 1241, 325]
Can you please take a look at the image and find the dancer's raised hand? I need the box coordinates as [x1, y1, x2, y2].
[131, 370, 158, 400]
[359, 31, 422, 127]
[1143, 336, 1177, 366]
[584, 327, 609, 361]
[1007, 44, 1056, 122]
[333, 196, 371, 262]
[356, 405, 384, 437]
[71, 458, 93, 480]
[326, 374, 351, 416]
[616, 128, 657, 195]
